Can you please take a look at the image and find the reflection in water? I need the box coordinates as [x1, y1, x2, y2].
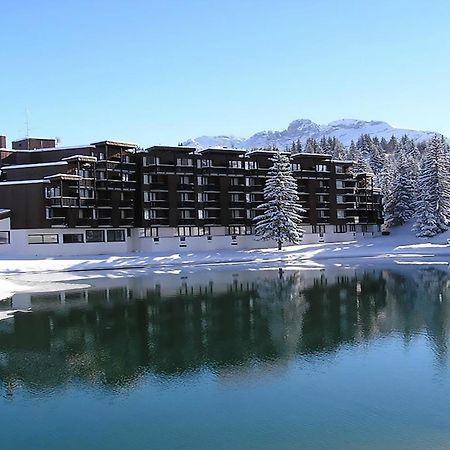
[1, 265, 450, 393]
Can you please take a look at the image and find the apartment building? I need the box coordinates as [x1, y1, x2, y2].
[0, 136, 383, 256]
[0, 137, 138, 255]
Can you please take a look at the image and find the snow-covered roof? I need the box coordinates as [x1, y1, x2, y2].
[44, 174, 82, 181]
[0, 209, 10, 220]
[1, 145, 95, 153]
[197, 147, 247, 154]
[62, 155, 97, 162]
[331, 160, 354, 164]
[0, 161, 68, 170]
[291, 152, 332, 158]
[144, 145, 196, 153]
[0, 179, 49, 186]
[246, 149, 290, 156]
[91, 140, 138, 148]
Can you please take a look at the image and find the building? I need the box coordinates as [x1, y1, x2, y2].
[0, 136, 383, 257]
[0, 137, 138, 255]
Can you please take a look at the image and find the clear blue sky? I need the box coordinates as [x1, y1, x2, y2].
[2, 0, 450, 147]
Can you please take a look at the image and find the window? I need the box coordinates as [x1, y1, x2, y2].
[86, 230, 105, 243]
[337, 209, 346, 219]
[144, 156, 159, 166]
[143, 174, 152, 184]
[197, 176, 208, 185]
[179, 175, 191, 185]
[336, 195, 344, 204]
[312, 225, 326, 235]
[98, 153, 105, 161]
[245, 161, 258, 170]
[0, 231, 10, 244]
[63, 233, 84, 244]
[229, 160, 242, 169]
[28, 234, 59, 244]
[142, 227, 159, 238]
[181, 210, 193, 219]
[246, 210, 257, 219]
[177, 158, 193, 167]
[335, 165, 344, 174]
[231, 194, 241, 202]
[98, 171, 106, 180]
[334, 224, 348, 233]
[79, 189, 93, 198]
[291, 163, 301, 171]
[231, 210, 243, 218]
[45, 186, 61, 198]
[107, 230, 125, 242]
[180, 193, 192, 201]
[122, 173, 129, 182]
[316, 164, 328, 172]
[144, 209, 157, 220]
[198, 159, 212, 168]
[144, 191, 157, 202]
[336, 180, 345, 189]
[230, 177, 241, 186]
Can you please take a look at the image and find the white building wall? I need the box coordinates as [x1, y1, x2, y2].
[0, 224, 381, 258]
[0, 228, 132, 257]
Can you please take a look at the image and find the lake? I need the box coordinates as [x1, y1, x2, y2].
[1, 262, 450, 449]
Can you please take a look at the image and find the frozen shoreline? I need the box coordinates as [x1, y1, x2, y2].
[1, 225, 450, 301]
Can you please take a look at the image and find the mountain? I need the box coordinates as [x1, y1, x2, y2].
[183, 119, 441, 149]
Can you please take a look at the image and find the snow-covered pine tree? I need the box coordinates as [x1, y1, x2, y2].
[304, 138, 321, 154]
[346, 140, 372, 173]
[384, 149, 415, 227]
[254, 152, 305, 250]
[413, 134, 450, 237]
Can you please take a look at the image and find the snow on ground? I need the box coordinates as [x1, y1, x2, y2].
[1, 222, 450, 301]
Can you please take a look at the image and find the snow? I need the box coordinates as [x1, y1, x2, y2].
[0, 179, 49, 186]
[0, 161, 68, 170]
[2, 222, 450, 302]
[182, 118, 443, 149]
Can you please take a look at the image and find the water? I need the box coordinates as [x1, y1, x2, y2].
[1, 263, 450, 449]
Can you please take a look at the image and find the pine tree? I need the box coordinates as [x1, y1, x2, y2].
[384, 150, 415, 227]
[254, 152, 305, 250]
[413, 135, 450, 237]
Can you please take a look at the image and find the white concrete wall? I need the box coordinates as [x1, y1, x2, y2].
[0, 224, 382, 258]
[0, 217, 10, 231]
[0, 228, 132, 257]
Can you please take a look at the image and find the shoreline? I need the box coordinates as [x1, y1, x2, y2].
[2, 227, 450, 301]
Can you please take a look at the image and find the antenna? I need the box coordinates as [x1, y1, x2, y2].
[25, 108, 30, 138]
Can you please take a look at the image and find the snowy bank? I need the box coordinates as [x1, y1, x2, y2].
[1, 223, 450, 300]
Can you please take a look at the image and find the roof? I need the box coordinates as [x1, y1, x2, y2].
[246, 149, 290, 156]
[0, 145, 95, 154]
[44, 174, 82, 181]
[291, 152, 332, 158]
[62, 155, 97, 163]
[0, 161, 68, 170]
[0, 209, 10, 220]
[0, 179, 49, 186]
[91, 140, 139, 148]
[197, 147, 247, 154]
[144, 145, 196, 153]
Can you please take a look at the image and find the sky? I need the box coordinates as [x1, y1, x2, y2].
[1, 0, 450, 147]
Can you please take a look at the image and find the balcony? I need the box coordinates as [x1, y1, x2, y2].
[48, 197, 78, 207]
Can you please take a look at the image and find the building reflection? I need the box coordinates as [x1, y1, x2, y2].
[1, 264, 450, 393]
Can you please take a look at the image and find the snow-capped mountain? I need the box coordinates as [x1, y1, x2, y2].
[183, 119, 441, 149]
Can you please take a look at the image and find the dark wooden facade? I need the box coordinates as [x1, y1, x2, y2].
[0, 139, 383, 233]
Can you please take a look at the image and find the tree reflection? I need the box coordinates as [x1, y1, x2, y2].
[1, 265, 450, 394]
